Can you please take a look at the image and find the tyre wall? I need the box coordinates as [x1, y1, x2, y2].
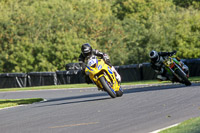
[0, 59, 199, 88]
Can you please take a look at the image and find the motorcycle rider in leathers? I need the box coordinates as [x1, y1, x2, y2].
[79, 43, 121, 84]
[149, 50, 189, 81]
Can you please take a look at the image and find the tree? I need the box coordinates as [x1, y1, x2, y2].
[173, 0, 200, 9]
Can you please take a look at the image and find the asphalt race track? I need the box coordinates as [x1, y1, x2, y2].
[0, 83, 200, 133]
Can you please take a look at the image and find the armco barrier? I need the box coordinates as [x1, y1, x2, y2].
[0, 73, 27, 88]
[183, 58, 200, 77]
[56, 70, 85, 85]
[0, 58, 199, 88]
[116, 64, 142, 82]
[140, 63, 157, 80]
[27, 72, 57, 87]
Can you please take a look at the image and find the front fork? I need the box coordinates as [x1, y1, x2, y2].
[168, 63, 187, 81]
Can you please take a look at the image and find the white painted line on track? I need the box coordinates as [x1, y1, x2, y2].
[38, 98, 47, 103]
[150, 123, 180, 133]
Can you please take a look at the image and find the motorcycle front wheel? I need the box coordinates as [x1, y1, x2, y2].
[99, 77, 117, 98]
[116, 88, 123, 97]
[175, 69, 191, 86]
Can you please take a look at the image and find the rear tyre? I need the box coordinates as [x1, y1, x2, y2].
[99, 77, 117, 98]
[175, 69, 191, 86]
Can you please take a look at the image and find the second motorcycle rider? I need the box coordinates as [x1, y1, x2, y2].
[149, 50, 189, 81]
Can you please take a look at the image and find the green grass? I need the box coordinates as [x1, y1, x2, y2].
[188, 76, 200, 82]
[0, 81, 158, 92]
[0, 98, 43, 109]
[122, 76, 200, 85]
[160, 117, 200, 133]
[0, 76, 199, 92]
[121, 80, 171, 85]
[0, 84, 96, 92]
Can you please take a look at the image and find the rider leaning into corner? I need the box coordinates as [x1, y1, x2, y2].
[149, 50, 189, 81]
[78, 43, 121, 84]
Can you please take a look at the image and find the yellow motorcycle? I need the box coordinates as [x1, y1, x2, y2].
[85, 55, 123, 98]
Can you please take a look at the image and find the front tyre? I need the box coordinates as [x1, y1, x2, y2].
[99, 77, 117, 98]
[175, 69, 191, 86]
[116, 88, 123, 97]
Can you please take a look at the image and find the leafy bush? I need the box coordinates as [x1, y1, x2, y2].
[0, 0, 199, 72]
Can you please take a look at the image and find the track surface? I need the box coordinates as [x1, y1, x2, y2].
[0, 83, 200, 133]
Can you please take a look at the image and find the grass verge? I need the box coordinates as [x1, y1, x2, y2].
[0, 98, 43, 109]
[0, 76, 199, 92]
[159, 117, 200, 133]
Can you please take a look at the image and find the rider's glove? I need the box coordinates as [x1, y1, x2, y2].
[176, 57, 181, 61]
[170, 51, 177, 56]
[103, 54, 109, 61]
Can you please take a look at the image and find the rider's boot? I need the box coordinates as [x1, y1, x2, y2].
[111, 66, 121, 83]
[179, 61, 189, 77]
[183, 66, 189, 77]
[157, 75, 167, 81]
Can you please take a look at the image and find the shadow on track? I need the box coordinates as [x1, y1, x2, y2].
[124, 83, 200, 94]
[36, 97, 110, 107]
[45, 92, 109, 103]
[34, 92, 111, 108]
[34, 83, 199, 108]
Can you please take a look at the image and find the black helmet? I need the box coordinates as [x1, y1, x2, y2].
[81, 43, 92, 57]
[149, 50, 159, 62]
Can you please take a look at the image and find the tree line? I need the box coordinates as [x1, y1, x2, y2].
[0, 0, 199, 73]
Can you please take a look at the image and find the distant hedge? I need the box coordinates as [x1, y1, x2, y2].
[0, 0, 199, 73]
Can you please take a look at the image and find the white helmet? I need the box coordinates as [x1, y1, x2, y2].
[149, 50, 159, 62]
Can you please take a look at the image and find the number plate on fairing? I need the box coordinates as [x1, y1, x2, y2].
[98, 65, 102, 70]
[108, 67, 113, 74]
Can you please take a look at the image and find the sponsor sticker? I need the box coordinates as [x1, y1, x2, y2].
[98, 65, 102, 70]
[88, 60, 95, 66]
[108, 67, 113, 74]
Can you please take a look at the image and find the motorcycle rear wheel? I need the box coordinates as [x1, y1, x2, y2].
[175, 69, 191, 86]
[99, 77, 117, 98]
